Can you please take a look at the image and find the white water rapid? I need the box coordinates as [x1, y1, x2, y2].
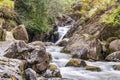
[55, 25, 71, 44]
[46, 25, 120, 80]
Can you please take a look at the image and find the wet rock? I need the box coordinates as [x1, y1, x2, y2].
[65, 58, 87, 67]
[44, 42, 55, 46]
[0, 28, 6, 41]
[12, 25, 29, 42]
[44, 64, 62, 78]
[85, 66, 101, 71]
[109, 40, 120, 52]
[113, 64, 120, 70]
[46, 78, 71, 80]
[0, 40, 50, 74]
[105, 51, 120, 61]
[56, 38, 69, 47]
[0, 56, 24, 80]
[64, 34, 103, 60]
[25, 68, 37, 80]
[56, 14, 75, 26]
[28, 41, 45, 49]
[49, 64, 57, 71]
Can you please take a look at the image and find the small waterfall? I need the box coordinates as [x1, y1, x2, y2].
[55, 25, 72, 44]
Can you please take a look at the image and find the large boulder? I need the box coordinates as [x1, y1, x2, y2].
[105, 51, 120, 61]
[12, 25, 29, 42]
[0, 40, 50, 74]
[64, 34, 102, 60]
[109, 40, 120, 52]
[0, 56, 24, 80]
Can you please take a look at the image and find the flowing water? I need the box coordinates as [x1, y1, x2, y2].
[46, 25, 120, 80]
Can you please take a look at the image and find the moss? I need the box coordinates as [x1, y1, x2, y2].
[21, 71, 26, 80]
[106, 37, 119, 43]
[11, 76, 17, 80]
[106, 6, 120, 27]
[61, 50, 71, 54]
[0, 4, 15, 19]
[85, 65, 101, 71]
[65, 59, 87, 67]
[0, 59, 8, 62]
[115, 30, 120, 38]
[55, 71, 62, 78]
[1, 73, 10, 78]
[49, 64, 57, 71]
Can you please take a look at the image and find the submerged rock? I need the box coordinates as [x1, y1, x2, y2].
[105, 51, 120, 61]
[65, 58, 87, 67]
[85, 65, 101, 71]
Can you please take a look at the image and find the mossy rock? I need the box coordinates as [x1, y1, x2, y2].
[61, 50, 71, 54]
[0, 28, 6, 41]
[54, 71, 62, 78]
[49, 64, 57, 71]
[106, 37, 119, 43]
[65, 59, 87, 67]
[113, 64, 120, 70]
[85, 66, 101, 71]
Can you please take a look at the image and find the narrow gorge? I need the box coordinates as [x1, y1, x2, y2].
[0, 0, 120, 80]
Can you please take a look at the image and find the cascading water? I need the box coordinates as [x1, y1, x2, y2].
[55, 25, 72, 44]
[46, 25, 120, 80]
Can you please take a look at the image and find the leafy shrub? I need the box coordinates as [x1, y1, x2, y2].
[106, 6, 120, 26]
[0, 0, 14, 19]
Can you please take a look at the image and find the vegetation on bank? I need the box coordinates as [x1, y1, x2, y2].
[0, 0, 119, 35]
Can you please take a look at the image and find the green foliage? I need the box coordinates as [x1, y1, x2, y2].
[106, 6, 120, 26]
[0, 0, 14, 19]
[15, 0, 51, 34]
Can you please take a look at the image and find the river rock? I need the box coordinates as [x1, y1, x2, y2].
[65, 58, 87, 67]
[105, 51, 120, 61]
[0, 56, 24, 80]
[56, 38, 69, 47]
[85, 65, 101, 71]
[12, 25, 29, 42]
[25, 68, 37, 80]
[44, 42, 55, 46]
[0, 28, 6, 41]
[109, 40, 120, 52]
[113, 64, 120, 70]
[0, 40, 50, 74]
[64, 34, 102, 60]
[56, 14, 75, 26]
[44, 63, 62, 78]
